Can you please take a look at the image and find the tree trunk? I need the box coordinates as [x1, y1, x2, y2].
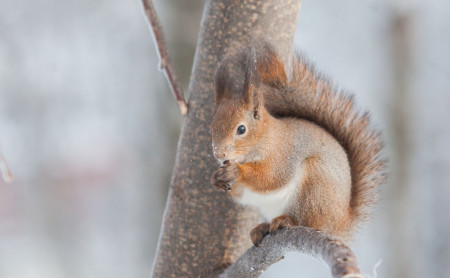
[151, 1, 301, 277]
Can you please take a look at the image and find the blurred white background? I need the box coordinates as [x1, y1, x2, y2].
[0, 0, 449, 277]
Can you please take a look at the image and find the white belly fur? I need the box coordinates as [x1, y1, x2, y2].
[236, 170, 302, 221]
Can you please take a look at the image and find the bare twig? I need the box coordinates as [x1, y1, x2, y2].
[141, 0, 188, 115]
[0, 144, 13, 183]
[220, 226, 360, 278]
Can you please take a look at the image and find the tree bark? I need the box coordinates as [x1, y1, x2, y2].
[151, 1, 301, 277]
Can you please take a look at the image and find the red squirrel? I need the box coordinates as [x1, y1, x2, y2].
[210, 42, 385, 246]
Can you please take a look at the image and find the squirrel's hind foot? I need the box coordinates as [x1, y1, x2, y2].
[250, 215, 298, 247]
[250, 222, 270, 247]
[269, 214, 298, 235]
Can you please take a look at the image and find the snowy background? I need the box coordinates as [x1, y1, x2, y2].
[0, 0, 449, 277]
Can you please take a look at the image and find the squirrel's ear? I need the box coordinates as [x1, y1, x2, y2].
[244, 83, 263, 121]
[256, 43, 287, 88]
[242, 47, 263, 116]
[252, 93, 263, 120]
[241, 47, 264, 120]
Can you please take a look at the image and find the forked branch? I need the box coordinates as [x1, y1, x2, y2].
[220, 226, 361, 278]
[141, 0, 188, 115]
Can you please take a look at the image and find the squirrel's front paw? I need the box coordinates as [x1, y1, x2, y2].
[211, 161, 239, 191]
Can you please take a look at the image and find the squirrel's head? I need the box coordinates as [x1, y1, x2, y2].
[210, 47, 269, 163]
[210, 94, 267, 163]
[210, 42, 287, 163]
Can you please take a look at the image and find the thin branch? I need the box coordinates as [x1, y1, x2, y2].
[220, 226, 361, 278]
[141, 0, 188, 115]
[0, 144, 13, 183]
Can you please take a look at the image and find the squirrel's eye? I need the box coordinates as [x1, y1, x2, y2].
[237, 125, 246, 135]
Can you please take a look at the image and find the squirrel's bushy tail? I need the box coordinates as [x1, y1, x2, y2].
[257, 45, 386, 226]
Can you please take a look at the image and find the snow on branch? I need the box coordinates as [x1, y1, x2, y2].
[141, 0, 188, 115]
[220, 226, 361, 278]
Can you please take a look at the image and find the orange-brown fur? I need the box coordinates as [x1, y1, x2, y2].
[296, 155, 352, 237]
[210, 41, 385, 245]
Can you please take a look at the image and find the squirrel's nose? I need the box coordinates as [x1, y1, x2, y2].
[217, 152, 227, 159]
[213, 150, 226, 159]
[212, 145, 228, 159]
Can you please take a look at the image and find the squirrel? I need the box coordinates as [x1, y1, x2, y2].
[210, 41, 385, 246]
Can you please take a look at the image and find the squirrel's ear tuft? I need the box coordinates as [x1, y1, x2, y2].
[215, 57, 238, 106]
[215, 60, 227, 105]
[215, 54, 247, 106]
[256, 43, 287, 88]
